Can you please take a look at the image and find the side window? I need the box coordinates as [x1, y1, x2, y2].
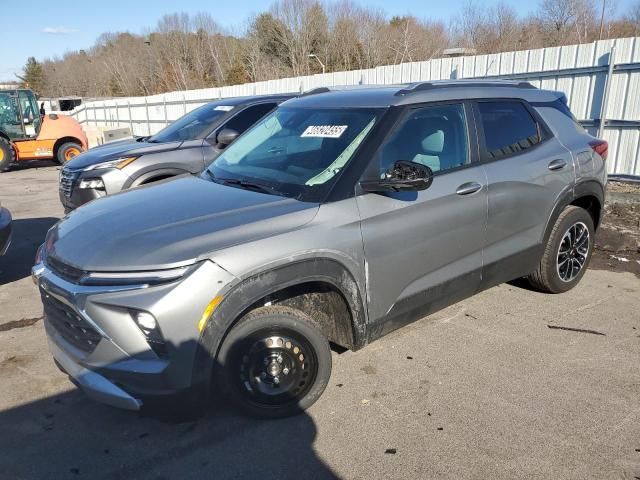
[477, 101, 542, 160]
[378, 103, 469, 175]
[222, 103, 277, 135]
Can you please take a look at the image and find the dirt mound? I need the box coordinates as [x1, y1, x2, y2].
[591, 183, 640, 277]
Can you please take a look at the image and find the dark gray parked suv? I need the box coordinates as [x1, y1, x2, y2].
[59, 94, 294, 212]
[0, 200, 11, 255]
[34, 81, 607, 418]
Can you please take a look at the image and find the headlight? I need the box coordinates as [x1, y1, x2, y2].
[78, 178, 105, 190]
[83, 156, 138, 171]
[80, 266, 190, 286]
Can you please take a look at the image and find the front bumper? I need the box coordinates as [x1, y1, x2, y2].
[0, 207, 12, 255]
[32, 259, 235, 411]
[49, 336, 142, 410]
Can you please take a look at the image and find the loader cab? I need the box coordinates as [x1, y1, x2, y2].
[0, 89, 42, 140]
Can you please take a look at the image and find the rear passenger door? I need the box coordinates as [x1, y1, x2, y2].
[357, 102, 488, 337]
[474, 100, 575, 287]
[202, 102, 279, 167]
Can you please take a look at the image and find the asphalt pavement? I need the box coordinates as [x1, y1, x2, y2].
[0, 163, 638, 480]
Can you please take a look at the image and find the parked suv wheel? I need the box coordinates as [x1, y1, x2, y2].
[217, 306, 332, 419]
[527, 206, 594, 293]
[0, 137, 15, 171]
[56, 142, 82, 164]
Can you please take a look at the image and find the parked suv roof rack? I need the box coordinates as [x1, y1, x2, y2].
[395, 80, 535, 96]
[300, 87, 332, 97]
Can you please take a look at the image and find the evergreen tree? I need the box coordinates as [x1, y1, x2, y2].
[17, 57, 45, 94]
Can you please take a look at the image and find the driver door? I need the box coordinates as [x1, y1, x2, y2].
[356, 102, 488, 338]
[18, 91, 41, 138]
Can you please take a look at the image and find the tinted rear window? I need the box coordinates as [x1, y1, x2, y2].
[477, 101, 541, 159]
[542, 97, 587, 133]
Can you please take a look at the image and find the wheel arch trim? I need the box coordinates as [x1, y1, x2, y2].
[191, 257, 368, 397]
[542, 180, 604, 246]
[127, 168, 191, 189]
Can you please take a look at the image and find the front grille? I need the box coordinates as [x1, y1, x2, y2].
[43, 293, 102, 354]
[45, 255, 86, 284]
[59, 168, 78, 197]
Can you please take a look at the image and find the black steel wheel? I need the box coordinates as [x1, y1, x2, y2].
[217, 306, 331, 419]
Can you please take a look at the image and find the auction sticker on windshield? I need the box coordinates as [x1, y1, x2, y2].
[301, 125, 347, 138]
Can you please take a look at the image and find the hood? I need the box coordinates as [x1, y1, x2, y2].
[47, 177, 319, 271]
[65, 138, 184, 169]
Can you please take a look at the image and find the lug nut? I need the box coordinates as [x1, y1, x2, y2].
[282, 367, 290, 375]
[273, 377, 280, 384]
[277, 355, 283, 363]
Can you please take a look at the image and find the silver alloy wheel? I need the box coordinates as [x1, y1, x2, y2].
[556, 221, 590, 282]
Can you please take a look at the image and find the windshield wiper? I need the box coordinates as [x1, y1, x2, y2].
[214, 176, 280, 196]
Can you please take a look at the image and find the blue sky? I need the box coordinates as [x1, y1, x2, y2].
[1, 0, 636, 80]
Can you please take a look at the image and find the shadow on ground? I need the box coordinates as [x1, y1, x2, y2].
[0, 217, 59, 285]
[0, 335, 338, 480]
[7, 160, 59, 171]
[0, 391, 337, 479]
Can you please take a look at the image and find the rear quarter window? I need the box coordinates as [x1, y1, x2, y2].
[476, 101, 544, 160]
[540, 98, 587, 134]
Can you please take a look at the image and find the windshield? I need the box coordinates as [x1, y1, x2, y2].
[148, 103, 232, 143]
[0, 92, 24, 139]
[206, 107, 381, 202]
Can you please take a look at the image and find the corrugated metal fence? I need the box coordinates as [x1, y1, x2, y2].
[69, 36, 640, 176]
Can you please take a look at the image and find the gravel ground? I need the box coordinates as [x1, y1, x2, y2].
[0, 163, 639, 480]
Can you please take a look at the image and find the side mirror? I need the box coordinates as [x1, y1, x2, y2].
[217, 128, 239, 147]
[360, 161, 433, 193]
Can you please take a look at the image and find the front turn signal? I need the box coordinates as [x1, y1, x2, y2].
[198, 296, 223, 332]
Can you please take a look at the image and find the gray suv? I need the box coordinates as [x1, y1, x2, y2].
[59, 94, 294, 212]
[33, 81, 607, 418]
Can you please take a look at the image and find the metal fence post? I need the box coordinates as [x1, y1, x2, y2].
[598, 45, 616, 139]
[127, 100, 133, 134]
[182, 95, 187, 115]
[115, 101, 120, 126]
[163, 96, 169, 126]
[145, 98, 151, 136]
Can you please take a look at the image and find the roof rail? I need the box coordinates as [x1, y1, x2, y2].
[300, 87, 331, 97]
[395, 80, 535, 96]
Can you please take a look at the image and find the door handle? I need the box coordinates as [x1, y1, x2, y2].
[456, 182, 483, 196]
[548, 159, 567, 171]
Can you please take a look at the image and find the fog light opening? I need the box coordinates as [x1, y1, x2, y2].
[135, 312, 157, 331]
[132, 310, 168, 358]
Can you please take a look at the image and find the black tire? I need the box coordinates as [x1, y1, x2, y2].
[527, 206, 594, 293]
[55, 142, 82, 164]
[217, 305, 332, 419]
[0, 137, 15, 171]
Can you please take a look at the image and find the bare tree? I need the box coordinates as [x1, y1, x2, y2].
[270, 0, 329, 76]
[30, 0, 637, 98]
[537, 0, 597, 45]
